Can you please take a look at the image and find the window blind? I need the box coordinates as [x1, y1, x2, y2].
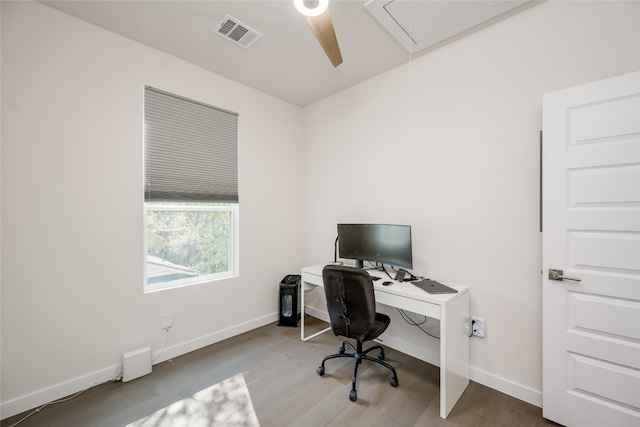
[144, 86, 239, 203]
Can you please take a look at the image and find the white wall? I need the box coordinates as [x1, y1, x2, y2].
[1, 1, 303, 418]
[300, 0, 640, 406]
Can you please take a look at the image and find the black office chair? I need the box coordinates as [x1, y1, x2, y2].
[316, 265, 399, 402]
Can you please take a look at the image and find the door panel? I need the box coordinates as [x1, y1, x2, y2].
[567, 292, 640, 338]
[542, 71, 640, 426]
[567, 352, 639, 408]
[571, 95, 639, 141]
[569, 166, 639, 205]
[568, 230, 640, 271]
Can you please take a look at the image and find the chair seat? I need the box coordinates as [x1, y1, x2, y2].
[364, 313, 390, 341]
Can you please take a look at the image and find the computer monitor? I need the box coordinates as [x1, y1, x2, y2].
[337, 223, 413, 270]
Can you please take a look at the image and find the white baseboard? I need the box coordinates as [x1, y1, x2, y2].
[0, 312, 278, 420]
[304, 306, 329, 323]
[374, 337, 543, 408]
[373, 335, 441, 368]
[151, 312, 278, 365]
[0, 364, 121, 421]
[469, 366, 542, 408]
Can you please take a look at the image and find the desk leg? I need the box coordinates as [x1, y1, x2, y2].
[300, 280, 331, 341]
[439, 292, 470, 418]
[300, 279, 306, 341]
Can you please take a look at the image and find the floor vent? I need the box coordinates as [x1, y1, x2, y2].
[215, 15, 262, 49]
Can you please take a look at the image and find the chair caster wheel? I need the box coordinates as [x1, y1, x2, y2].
[377, 351, 385, 360]
[390, 377, 398, 387]
[317, 366, 324, 376]
[339, 346, 345, 354]
[349, 390, 357, 402]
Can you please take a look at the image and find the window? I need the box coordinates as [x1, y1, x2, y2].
[144, 87, 239, 291]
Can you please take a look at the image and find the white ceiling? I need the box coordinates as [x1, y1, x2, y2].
[39, 0, 537, 107]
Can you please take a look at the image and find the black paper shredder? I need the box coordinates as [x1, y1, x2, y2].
[278, 274, 301, 327]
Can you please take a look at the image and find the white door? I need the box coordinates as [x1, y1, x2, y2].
[542, 71, 640, 427]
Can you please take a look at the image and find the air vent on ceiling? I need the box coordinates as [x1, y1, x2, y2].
[215, 15, 262, 49]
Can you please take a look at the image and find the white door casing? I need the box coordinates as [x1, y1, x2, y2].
[542, 71, 640, 426]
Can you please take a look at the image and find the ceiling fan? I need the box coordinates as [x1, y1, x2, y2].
[294, 0, 343, 67]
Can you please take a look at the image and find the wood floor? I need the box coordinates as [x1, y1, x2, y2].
[2, 317, 558, 427]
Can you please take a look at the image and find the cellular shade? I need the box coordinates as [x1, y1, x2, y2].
[144, 86, 239, 203]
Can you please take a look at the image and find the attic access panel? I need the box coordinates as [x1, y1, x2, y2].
[365, 0, 530, 53]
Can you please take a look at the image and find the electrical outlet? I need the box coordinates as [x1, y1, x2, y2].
[162, 313, 173, 330]
[471, 316, 485, 338]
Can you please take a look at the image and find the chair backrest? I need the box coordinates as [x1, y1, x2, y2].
[322, 265, 377, 342]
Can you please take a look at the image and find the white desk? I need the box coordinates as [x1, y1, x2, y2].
[300, 264, 469, 419]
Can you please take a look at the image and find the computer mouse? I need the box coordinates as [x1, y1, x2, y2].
[382, 281, 393, 286]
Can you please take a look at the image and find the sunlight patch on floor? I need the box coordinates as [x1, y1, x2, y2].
[128, 373, 260, 427]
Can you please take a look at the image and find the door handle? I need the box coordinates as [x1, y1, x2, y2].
[548, 269, 582, 283]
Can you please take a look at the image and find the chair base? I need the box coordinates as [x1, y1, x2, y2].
[317, 339, 399, 402]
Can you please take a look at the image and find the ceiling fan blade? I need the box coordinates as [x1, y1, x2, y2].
[306, 9, 343, 67]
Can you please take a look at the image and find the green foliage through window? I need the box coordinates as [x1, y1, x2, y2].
[146, 204, 236, 287]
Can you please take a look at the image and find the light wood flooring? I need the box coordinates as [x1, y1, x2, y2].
[2, 317, 559, 427]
